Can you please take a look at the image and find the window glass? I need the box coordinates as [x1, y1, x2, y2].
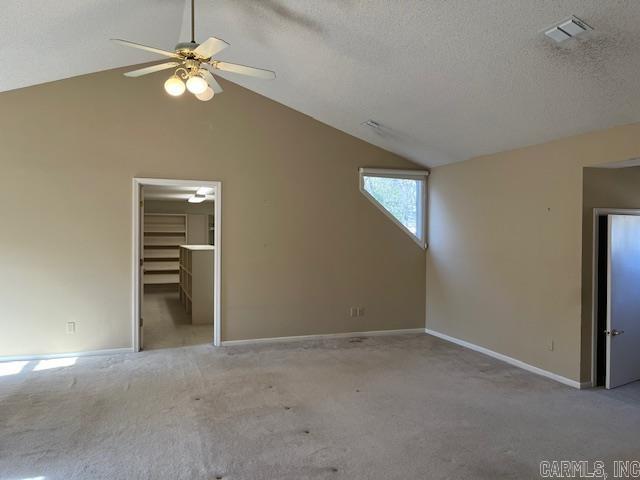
[359, 169, 427, 247]
[363, 176, 420, 235]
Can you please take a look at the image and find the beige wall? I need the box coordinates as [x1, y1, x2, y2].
[0, 66, 425, 357]
[426, 124, 640, 383]
[580, 166, 640, 379]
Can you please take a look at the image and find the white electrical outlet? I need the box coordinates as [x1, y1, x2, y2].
[66, 322, 76, 334]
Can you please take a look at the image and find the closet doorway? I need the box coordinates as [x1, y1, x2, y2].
[132, 178, 221, 351]
[592, 208, 640, 388]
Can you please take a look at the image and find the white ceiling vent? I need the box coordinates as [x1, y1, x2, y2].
[362, 119, 381, 130]
[544, 16, 592, 43]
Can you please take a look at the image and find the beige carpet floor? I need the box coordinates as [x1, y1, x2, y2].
[1, 334, 639, 480]
[142, 286, 212, 350]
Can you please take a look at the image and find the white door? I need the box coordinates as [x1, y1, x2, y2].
[606, 214, 640, 389]
[139, 185, 145, 351]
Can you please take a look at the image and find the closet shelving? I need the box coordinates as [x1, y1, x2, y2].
[179, 245, 214, 324]
[143, 214, 186, 285]
[179, 247, 193, 312]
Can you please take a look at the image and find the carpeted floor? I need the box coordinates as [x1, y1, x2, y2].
[1, 334, 639, 480]
[142, 286, 212, 350]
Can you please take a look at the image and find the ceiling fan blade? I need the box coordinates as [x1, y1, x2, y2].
[199, 68, 223, 94]
[193, 37, 230, 59]
[214, 61, 276, 80]
[111, 39, 180, 59]
[124, 62, 180, 78]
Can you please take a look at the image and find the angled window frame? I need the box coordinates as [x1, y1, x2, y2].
[359, 167, 429, 249]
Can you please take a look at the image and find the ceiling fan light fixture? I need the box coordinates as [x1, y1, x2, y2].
[195, 87, 215, 101]
[186, 75, 208, 95]
[113, 0, 275, 101]
[187, 194, 207, 203]
[164, 75, 185, 96]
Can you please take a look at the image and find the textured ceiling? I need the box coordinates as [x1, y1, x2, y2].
[0, 1, 185, 91]
[3, 1, 640, 166]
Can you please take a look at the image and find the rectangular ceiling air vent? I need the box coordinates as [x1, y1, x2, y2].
[545, 16, 592, 43]
[362, 119, 381, 129]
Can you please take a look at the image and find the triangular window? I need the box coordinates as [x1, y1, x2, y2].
[359, 168, 428, 248]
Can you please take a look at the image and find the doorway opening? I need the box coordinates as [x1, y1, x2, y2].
[133, 178, 221, 351]
[591, 208, 640, 389]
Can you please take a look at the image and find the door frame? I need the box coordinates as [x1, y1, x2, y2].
[132, 177, 222, 351]
[590, 208, 640, 386]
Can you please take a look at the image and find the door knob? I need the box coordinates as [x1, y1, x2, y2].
[605, 329, 625, 336]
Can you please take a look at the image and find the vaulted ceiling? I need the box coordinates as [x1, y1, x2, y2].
[3, 1, 640, 166]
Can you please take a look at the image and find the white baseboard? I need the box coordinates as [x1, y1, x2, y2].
[221, 328, 425, 346]
[0, 347, 134, 363]
[425, 328, 589, 389]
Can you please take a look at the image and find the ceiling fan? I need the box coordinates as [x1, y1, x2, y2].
[111, 0, 275, 101]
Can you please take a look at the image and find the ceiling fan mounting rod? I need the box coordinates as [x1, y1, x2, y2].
[112, 4, 275, 101]
[191, 0, 195, 43]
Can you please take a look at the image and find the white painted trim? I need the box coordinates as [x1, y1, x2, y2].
[596, 157, 640, 169]
[133, 178, 222, 350]
[0, 348, 133, 363]
[590, 208, 640, 388]
[132, 180, 141, 352]
[425, 329, 589, 389]
[359, 167, 429, 177]
[221, 328, 425, 346]
[358, 168, 427, 249]
[213, 182, 222, 346]
[590, 208, 598, 388]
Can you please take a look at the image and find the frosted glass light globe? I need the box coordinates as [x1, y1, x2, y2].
[186, 75, 208, 95]
[195, 87, 215, 101]
[164, 75, 185, 96]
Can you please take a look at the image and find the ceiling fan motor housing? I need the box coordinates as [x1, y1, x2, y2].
[175, 41, 200, 58]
